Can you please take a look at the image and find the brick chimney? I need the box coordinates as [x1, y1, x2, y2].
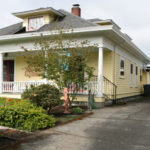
[71, 4, 81, 17]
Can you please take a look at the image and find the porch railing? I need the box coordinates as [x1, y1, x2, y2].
[68, 81, 98, 95]
[2, 81, 56, 93]
[68, 76, 98, 95]
[2, 81, 99, 95]
[2, 76, 116, 100]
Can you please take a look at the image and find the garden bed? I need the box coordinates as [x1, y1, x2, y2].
[0, 97, 93, 149]
[51, 105, 92, 125]
[0, 111, 93, 150]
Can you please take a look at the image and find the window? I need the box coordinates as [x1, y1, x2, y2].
[140, 68, 142, 82]
[136, 66, 138, 87]
[131, 64, 133, 74]
[28, 16, 44, 31]
[120, 58, 125, 76]
[136, 66, 138, 75]
[130, 64, 133, 87]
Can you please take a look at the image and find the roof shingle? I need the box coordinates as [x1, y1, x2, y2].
[0, 22, 24, 36]
[0, 9, 98, 36]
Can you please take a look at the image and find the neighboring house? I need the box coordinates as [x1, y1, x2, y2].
[0, 4, 149, 104]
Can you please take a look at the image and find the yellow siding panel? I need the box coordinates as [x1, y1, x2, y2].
[103, 51, 113, 81]
[15, 56, 41, 82]
[15, 51, 144, 100]
[87, 51, 98, 76]
[114, 53, 143, 98]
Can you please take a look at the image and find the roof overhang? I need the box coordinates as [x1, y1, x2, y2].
[94, 19, 121, 30]
[0, 25, 149, 63]
[12, 8, 65, 19]
[103, 29, 150, 63]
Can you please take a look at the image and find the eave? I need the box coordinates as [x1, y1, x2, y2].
[12, 8, 65, 19]
[0, 25, 149, 63]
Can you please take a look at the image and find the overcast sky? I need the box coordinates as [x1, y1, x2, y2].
[0, 0, 150, 57]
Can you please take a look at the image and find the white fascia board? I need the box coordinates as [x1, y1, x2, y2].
[0, 25, 113, 42]
[112, 26, 150, 62]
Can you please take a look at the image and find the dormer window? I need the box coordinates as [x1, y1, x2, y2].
[28, 16, 44, 31]
[13, 7, 65, 32]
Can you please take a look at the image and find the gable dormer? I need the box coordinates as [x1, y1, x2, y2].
[12, 7, 65, 32]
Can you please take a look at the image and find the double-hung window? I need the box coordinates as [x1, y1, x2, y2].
[130, 64, 133, 87]
[140, 68, 142, 82]
[28, 16, 44, 31]
[120, 58, 125, 77]
[136, 66, 138, 87]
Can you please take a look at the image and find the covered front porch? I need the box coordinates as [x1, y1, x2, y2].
[0, 46, 116, 101]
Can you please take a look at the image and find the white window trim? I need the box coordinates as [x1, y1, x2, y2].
[120, 57, 125, 78]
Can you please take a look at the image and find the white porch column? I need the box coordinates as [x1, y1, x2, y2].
[147, 71, 149, 84]
[97, 46, 103, 97]
[0, 53, 3, 93]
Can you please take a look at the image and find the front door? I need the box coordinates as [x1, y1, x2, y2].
[3, 60, 14, 82]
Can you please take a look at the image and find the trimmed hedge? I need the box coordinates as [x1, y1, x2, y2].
[0, 100, 56, 131]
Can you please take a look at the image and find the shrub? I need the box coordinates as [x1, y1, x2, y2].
[21, 84, 63, 113]
[72, 107, 83, 114]
[0, 100, 56, 131]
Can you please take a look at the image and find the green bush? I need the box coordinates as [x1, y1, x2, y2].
[21, 84, 63, 113]
[0, 100, 56, 131]
[72, 107, 83, 114]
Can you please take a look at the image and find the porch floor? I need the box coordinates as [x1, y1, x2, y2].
[0, 93, 21, 99]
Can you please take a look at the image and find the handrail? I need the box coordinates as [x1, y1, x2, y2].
[103, 76, 117, 102]
[103, 76, 117, 88]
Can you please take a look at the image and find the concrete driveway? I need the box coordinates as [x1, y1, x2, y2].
[15, 97, 150, 150]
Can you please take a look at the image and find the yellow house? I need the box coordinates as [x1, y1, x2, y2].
[0, 4, 149, 104]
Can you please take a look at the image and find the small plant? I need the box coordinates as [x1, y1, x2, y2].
[72, 107, 83, 114]
[22, 84, 63, 114]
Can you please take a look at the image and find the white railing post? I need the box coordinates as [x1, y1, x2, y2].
[0, 53, 3, 94]
[97, 46, 103, 97]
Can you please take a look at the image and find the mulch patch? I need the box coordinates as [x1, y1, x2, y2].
[50, 105, 88, 115]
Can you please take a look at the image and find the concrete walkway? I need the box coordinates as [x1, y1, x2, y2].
[15, 97, 150, 150]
